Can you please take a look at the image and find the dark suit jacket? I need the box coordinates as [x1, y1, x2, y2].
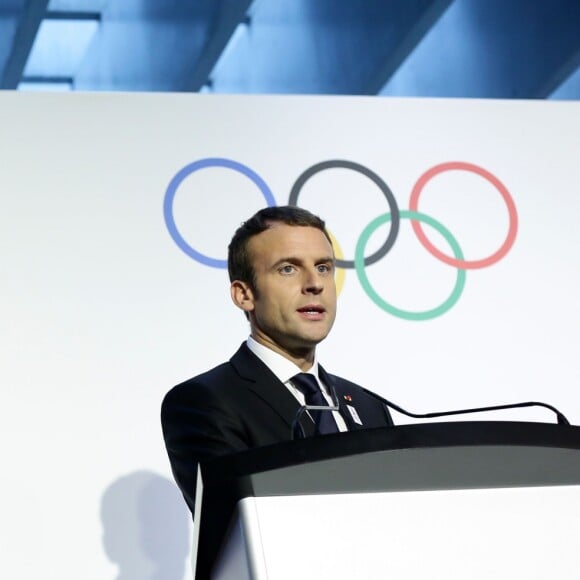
[161, 343, 393, 513]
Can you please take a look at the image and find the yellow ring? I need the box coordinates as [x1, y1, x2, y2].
[327, 229, 346, 296]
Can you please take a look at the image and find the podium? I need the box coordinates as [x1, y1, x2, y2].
[192, 422, 580, 579]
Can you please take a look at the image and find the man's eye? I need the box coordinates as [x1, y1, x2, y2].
[279, 265, 295, 274]
[317, 264, 332, 273]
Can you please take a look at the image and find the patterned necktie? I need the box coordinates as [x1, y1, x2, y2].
[292, 373, 339, 434]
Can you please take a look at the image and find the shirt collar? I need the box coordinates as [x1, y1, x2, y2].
[246, 336, 320, 384]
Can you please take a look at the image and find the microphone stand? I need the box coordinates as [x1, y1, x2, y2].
[360, 387, 571, 426]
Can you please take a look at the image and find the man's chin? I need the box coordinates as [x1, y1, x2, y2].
[287, 331, 331, 352]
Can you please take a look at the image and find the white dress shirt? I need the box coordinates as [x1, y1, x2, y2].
[246, 336, 348, 432]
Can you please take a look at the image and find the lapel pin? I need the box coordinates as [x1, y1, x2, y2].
[344, 395, 352, 402]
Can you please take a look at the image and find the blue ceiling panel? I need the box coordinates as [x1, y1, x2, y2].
[550, 62, 580, 100]
[207, 0, 452, 94]
[0, 4, 22, 74]
[0, 0, 578, 99]
[24, 17, 98, 77]
[380, 0, 580, 99]
[72, 0, 252, 91]
[0, 0, 47, 88]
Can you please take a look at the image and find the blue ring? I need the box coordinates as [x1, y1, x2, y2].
[163, 158, 276, 268]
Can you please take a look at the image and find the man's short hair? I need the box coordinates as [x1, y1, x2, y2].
[228, 205, 332, 287]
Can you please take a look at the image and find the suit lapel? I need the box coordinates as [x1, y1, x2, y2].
[230, 344, 316, 438]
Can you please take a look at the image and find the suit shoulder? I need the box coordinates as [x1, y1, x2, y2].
[162, 360, 238, 404]
[177, 360, 235, 388]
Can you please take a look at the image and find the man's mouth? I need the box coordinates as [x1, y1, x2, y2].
[297, 305, 325, 318]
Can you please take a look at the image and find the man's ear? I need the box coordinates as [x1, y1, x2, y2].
[230, 280, 255, 313]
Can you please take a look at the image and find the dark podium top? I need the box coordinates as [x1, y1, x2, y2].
[194, 421, 580, 579]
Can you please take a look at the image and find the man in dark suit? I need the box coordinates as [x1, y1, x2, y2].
[161, 206, 393, 514]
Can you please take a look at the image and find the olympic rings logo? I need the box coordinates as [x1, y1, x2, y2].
[163, 158, 518, 321]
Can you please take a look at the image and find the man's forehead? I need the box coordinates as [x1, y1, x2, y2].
[256, 222, 330, 243]
[248, 223, 333, 259]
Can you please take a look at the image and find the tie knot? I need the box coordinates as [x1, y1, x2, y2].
[292, 373, 321, 397]
[291, 373, 339, 434]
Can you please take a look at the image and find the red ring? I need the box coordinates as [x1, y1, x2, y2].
[409, 161, 518, 269]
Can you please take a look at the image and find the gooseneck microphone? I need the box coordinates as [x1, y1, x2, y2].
[360, 387, 571, 426]
[291, 387, 571, 440]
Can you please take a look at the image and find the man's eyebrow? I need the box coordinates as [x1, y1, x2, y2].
[271, 256, 301, 268]
[271, 255, 334, 267]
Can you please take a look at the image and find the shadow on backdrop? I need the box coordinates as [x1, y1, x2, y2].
[101, 471, 190, 580]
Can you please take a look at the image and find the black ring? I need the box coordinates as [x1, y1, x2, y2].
[288, 160, 400, 269]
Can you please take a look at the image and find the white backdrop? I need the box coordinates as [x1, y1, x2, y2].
[1, 92, 579, 579]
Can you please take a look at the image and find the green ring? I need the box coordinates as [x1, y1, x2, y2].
[355, 210, 466, 321]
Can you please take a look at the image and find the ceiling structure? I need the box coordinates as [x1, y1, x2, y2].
[1, 0, 579, 99]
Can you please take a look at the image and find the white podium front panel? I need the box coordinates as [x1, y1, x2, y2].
[215, 485, 580, 579]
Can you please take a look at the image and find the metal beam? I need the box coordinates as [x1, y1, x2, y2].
[536, 48, 580, 99]
[379, 0, 580, 99]
[45, 11, 101, 22]
[204, 0, 458, 95]
[21, 74, 73, 84]
[184, 0, 254, 92]
[1, 0, 50, 89]
[364, 0, 453, 95]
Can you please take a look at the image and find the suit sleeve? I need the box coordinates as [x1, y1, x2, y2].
[161, 381, 250, 514]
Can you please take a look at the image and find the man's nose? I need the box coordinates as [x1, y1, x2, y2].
[303, 269, 323, 294]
